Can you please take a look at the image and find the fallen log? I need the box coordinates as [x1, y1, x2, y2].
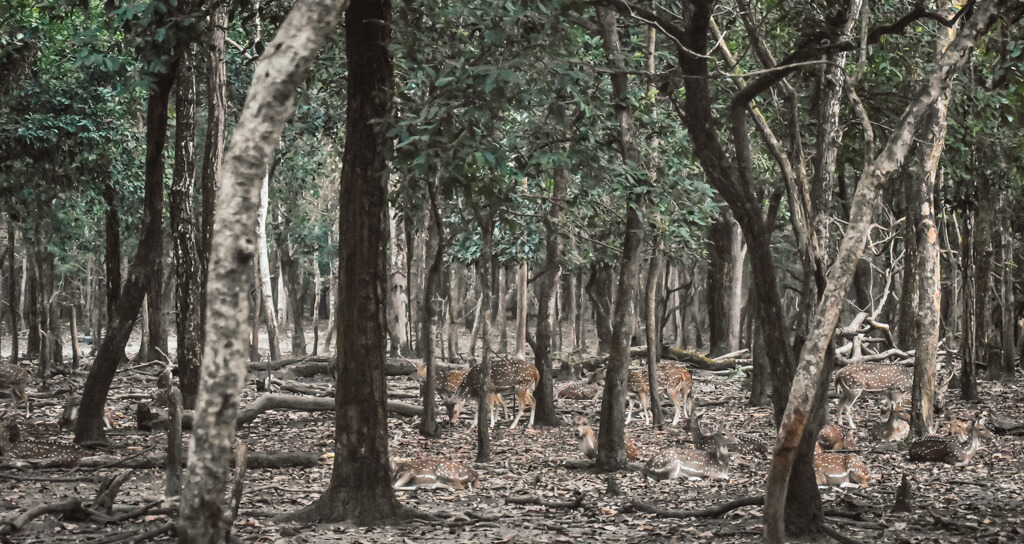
[0, 450, 322, 471]
[234, 394, 422, 428]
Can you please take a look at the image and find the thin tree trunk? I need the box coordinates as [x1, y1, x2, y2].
[178, 0, 351, 540]
[645, 237, 665, 426]
[387, 176, 410, 356]
[474, 213, 495, 462]
[7, 227, 17, 365]
[312, 263, 321, 356]
[514, 262, 528, 360]
[999, 193, 1015, 380]
[172, 45, 203, 409]
[595, 5, 646, 471]
[727, 222, 746, 352]
[419, 171, 444, 438]
[534, 164, 568, 427]
[277, 223, 306, 356]
[257, 172, 282, 361]
[323, 264, 337, 353]
[249, 263, 262, 362]
[103, 181, 121, 337]
[706, 213, 733, 357]
[961, 215, 978, 398]
[77, 65, 175, 445]
[975, 168, 997, 381]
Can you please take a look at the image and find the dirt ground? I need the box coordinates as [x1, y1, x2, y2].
[1, 320, 1022, 543]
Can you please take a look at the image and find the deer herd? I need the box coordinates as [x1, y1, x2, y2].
[0, 353, 997, 494]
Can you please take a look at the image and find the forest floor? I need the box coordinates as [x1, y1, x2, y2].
[1, 321, 1022, 543]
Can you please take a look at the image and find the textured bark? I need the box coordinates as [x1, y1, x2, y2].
[514, 262, 528, 361]
[172, 46, 203, 410]
[277, 0, 406, 526]
[277, 222, 306, 356]
[976, 168, 997, 380]
[199, 0, 228, 348]
[727, 221, 745, 352]
[419, 173, 443, 438]
[645, 237, 665, 426]
[595, 6, 646, 472]
[960, 217, 979, 399]
[762, 2, 1011, 540]
[586, 264, 614, 354]
[387, 175, 410, 356]
[102, 181, 121, 335]
[534, 164, 568, 427]
[999, 197, 1015, 379]
[898, 183, 920, 349]
[910, 10, 954, 436]
[474, 213, 494, 462]
[147, 247, 168, 364]
[7, 227, 17, 366]
[177, 0, 350, 540]
[77, 67, 175, 445]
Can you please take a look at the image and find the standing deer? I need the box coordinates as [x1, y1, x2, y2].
[443, 358, 539, 430]
[833, 363, 913, 429]
[627, 364, 693, 426]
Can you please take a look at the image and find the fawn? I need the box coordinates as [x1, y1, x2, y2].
[392, 458, 479, 490]
[868, 400, 910, 442]
[0, 411, 86, 467]
[574, 415, 639, 461]
[818, 424, 857, 450]
[627, 364, 693, 426]
[443, 358, 539, 430]
[0, 363, 30, 417]
[813, 442, 872, 487]
[909, 412, 987, 466]
[644, 432, 730, 481]
[557, 369, 604, 401]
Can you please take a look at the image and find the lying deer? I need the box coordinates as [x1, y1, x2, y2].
[0, 411, 86, 467]
[574, 415, 639, 461]
[818, 424, 857, 450]
[868, 400, 910, 443]
[557, 369, 604, 401]
[909, 412, 987, 466]
[644, 433, 730, 481]
[813, 442, 872, 487]
[627, 364, 693, 426]
[0, 363, 30, 417]
[392, 458, 479, 490]
[443, 358, 539, 430]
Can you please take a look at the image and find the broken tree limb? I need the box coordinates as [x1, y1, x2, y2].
[627, 495, 764, 518]
[505, 492, 585, 509]
[234, 393, 422, 428]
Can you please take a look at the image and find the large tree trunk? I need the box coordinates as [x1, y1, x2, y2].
[910, 10, 954, 436]
[975, 169, 997, 381]
[172, 46, 204, 410]
[76, 66, 175, 445]
[595, 5, 646, 471]
[533, 164, 568, 427]
[761, 2, 1011, 540]
[278, 0, 405, 526]
[177, 1, 351, 541]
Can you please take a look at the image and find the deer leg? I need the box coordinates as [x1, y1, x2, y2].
[625, 396, 635, 425]
[509, 391, 526, 430]
[667, 389, 681, 426]
[641, 392, 651, 426]
[838, 388, 862, 429]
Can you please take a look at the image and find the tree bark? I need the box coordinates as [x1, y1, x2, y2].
[102, 181, 121, 338]
[706, 213, 733, 357]
[418, 171, 444, 438]
[76, 66, 175, 445]
[277, 220, 306, 356]
[7, 226, 17, 366]
[910, 8, 954, 436]
[595, 5, 646, 472]
[474, 211, 495, 462]
[387, 175, 410, 356]
[975, 168, 996, 381]
[586, 264, 614, 354]
[277, 0, 406, 526]
[999, 193, 1015, 380]
[514, 261, 528, 361]
[147, 245, 168, 364]
[645, 237, 665, 426]
[960, 215, 979, 399]
[177, 0, 350, 541]
[534, 164, 568, 427]
[172, 45, 203, 410]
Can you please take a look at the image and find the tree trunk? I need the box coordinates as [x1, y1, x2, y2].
[960, 215, 979, 399]
[7, 226, 17, 365]
[975, 169, 996, 381]
[199, 0, 227, 357]
[533, 164, 568, 427]
[76, 66, 175, 445]
[495, 267, 508, 353]
[25, 248, 39, 358]
[706, 213, 733, 357]
[312, 263, 321, 356]
[727, 221, 746, 351]
[910, 12, 953, 436]
[147, 245, 168, 364]
[514, 262, 528, 360]
[102, 181, 121, 338]
[387, 176, 410, 356]
[257, 172, 283, 361]
[177, 0, 351, 541]
[760, 2, 1010, 540]
[586, 264, 614, 354]
[172, 46, 203, 410]
[645, 237, 665, 426]
[418, 170, 444, 438]
[277, 222, 306, 356]
[249, 263, 262, 362]
[474, 212, 495, 462]
[276, 0, 405, 526]
[999, 193, 1015, 380]
[595, 5, 646, 471]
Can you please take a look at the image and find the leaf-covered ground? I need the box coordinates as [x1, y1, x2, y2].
[1, 328, 1022, 543]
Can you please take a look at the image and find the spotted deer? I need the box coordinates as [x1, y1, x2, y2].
[0, 364, 30, 417]
[813, 442, 872, 487]
[868, 400, 910, 443]
[443, 358, 539, 429]
[644, 433, 730, 481]
[0, 411, 86, 467]
[392, 458, 479, 490]
[818, 424, 857, 450]
[574, 415, 638, 461]
[909, 412, 987, 466]
[557, 369, 604, 401]
[627, 364, 693, 426]
[834, 362, 913, 429]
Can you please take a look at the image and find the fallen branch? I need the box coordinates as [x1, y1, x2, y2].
[235, 393, 422, 428]
[0, 450, 321, 470]
[820, 523, 865, 544]
[505, 492, 585, 509]
[627, 495, 763, 518]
